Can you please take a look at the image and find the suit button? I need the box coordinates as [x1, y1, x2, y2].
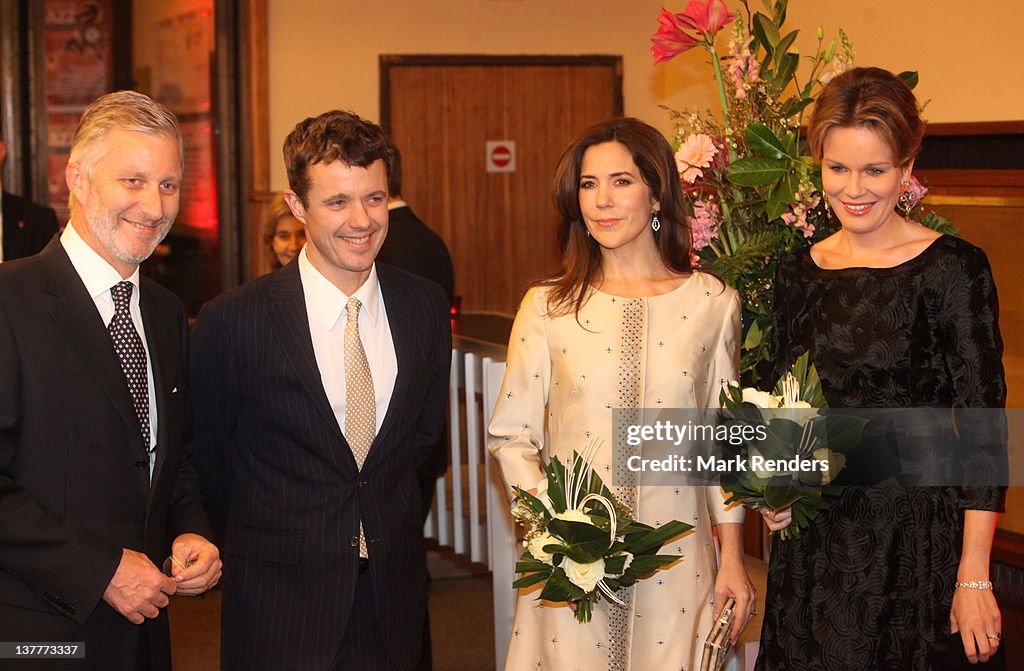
[349, 536, 359, 547]
[356, 479, 367, 488]
[134, 460, 148, 469]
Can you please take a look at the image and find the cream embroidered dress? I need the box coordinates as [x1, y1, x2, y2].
[489, 272, 745, 671]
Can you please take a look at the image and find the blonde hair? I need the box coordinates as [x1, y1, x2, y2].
[68, 90, 184, 209]
[807, 67, 924, 167]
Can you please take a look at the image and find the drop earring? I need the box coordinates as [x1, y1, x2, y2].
[897, 180, 914, 220]
[651, 211, 661, 232]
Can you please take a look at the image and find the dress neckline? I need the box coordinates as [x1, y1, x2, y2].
[802, 234, 949, 276]
[590, 271, 697, 300]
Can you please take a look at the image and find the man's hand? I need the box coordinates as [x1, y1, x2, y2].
[168, 533, 222, 596]
[102, 549, 177, 624]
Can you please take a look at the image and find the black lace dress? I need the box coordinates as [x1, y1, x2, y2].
[755, 235, 1007, 671]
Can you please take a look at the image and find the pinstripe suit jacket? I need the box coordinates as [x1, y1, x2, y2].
[191, 260, 451, 671]
[0, 238, 214, 670]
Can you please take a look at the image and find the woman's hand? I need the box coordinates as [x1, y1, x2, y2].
[713, 557, 757, 644]
[713, 523, 756, 644]
[758, 506, 792, 533]
[950, 586, 1001, 664]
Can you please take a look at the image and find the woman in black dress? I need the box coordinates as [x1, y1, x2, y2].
[755, 67, 1006, 670]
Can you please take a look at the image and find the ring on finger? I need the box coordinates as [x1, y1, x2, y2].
[987, 633, 1001, 641]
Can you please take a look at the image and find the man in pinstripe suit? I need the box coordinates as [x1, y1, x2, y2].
[191, 111, 451, 671]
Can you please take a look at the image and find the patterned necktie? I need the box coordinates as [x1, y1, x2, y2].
[344, 297, 376, 557]
[108, 281, 150, 450]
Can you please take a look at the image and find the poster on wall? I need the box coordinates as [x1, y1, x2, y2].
[44, 0, 113, 109]
[153, 8, 213, 116]
[44, 0, 115, 217]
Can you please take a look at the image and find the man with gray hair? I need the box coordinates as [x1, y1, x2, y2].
[0, 90, 221, 670]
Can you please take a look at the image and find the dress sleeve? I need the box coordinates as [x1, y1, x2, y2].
[487, 288, 551, 499]
[939, 243, 1007, 511]
[705, 286, 746, 525]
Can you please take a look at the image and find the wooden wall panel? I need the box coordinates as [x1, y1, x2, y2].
[385, 58, 620, 314]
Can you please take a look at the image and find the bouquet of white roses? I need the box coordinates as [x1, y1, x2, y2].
[718, 352, 865, 539]
[511, 442, 692, 623]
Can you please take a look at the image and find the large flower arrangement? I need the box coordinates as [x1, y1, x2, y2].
[651, 0, 951, 382]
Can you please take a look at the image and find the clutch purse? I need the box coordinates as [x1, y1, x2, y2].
[699, 596, 735, 671]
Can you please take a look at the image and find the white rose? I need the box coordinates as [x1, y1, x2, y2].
[742, 388, 781, 408]
[813, 448, 846, 485]
[554, 508, 593, 524]
[750, 448, 776, 480]
[527, 532, 558, 564]
[562, 556, 606, 593]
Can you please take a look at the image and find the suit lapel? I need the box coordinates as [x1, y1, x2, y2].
[364, 268, 416, 469]
[141, 283, 176, 487]
[268, 263, 344, 439]
[40, 240, 144, 449]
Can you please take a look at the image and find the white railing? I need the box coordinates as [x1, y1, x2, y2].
[423, 335, 516, 669]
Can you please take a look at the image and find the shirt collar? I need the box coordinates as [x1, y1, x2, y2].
[61, 221, 141, 303]
[298, 246, 382, 331]
[387, 199, 407, 211]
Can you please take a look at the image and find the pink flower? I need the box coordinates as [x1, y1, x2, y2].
[903, 176, 928, 208]
[675, 133, 718, 183]
[690, 200, 721, 250]
[651, 9, 701, 63]
[782, 196, 817, 238]
[651, 1, 736, 64]
[680, 0, 735, 36]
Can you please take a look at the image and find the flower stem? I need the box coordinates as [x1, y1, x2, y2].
[708, 45, 737, 163]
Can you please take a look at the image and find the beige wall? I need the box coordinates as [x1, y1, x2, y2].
[266, 0, 1024, 190]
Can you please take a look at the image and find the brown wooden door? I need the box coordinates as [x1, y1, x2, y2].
[382, 56, 621, 314]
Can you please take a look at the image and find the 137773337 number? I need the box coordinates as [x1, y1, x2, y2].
[0, 643, 84, 658]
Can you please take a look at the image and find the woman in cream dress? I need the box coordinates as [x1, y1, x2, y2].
[489, 118, 755, 671]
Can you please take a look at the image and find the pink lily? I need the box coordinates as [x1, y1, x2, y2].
[651, 1, 736, 64]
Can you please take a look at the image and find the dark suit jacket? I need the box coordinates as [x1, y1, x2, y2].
[0, 239, 215, 670]
[378, 205, 454, 303]
[191, 261, 451, 671]
[2, 190, 59, 261]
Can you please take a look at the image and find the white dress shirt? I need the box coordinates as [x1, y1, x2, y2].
[298, 246, 398, 441]
[61, 222, 158, 474]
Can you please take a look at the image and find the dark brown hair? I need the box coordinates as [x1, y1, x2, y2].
[283, 110, 396, 206]
[807, 67, 925, 167]
[541, 117, 692, 317]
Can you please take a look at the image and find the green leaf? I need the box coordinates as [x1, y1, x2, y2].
[745, 124, 790, 160]
[897, 70, 919, 90]
[743, 320, 764, 351]
[539, 567, 585, 601]
[516, 558, 554, 574]
[770, 52, 800, 90]
[545, 456, 568, 513]
[726, 157, 789, 186]
[512, 571, 551, 589]
[763, 482, 804, 509]
[778, 97, 813, 119]
[775, 30, 800, 61]
[751, 13, 779, 58]
[773, 0, 788, 26]
[547, 519, 611, 563]
[765, 198, 788, 222]
[623, 519, 692, 555]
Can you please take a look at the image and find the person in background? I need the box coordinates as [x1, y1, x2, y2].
[377, 145, 454, 303]
[377, 143, 454, 525]
[0, 90, 221, 671]
[757, 67, 1006, 670]
[263, 191, 305, 271]
[192, 109, 450, 671]
[0, 129, 59, 262]
[488, 117, 755, 671]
